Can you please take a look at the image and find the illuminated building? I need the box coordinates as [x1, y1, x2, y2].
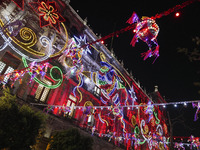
[0, 1, 169, 149]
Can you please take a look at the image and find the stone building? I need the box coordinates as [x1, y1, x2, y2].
[0, 1, 169, 149]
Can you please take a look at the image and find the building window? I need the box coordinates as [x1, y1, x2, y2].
[94, 85, 101, 97]
[66, 94, 77, 117]
[35, 79, 52, 102]
[0, 52, 21, 84]
[3, 66, 14, 84]
[0, 61, 6, 74]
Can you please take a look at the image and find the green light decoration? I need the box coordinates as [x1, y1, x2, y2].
[154, 111, 160, 124]
[22, 57, 63, 89]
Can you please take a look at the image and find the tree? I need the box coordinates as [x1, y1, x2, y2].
[48, 128, 94, 150]
[178, 36, 200, 93]
[0, 87, 46, 150]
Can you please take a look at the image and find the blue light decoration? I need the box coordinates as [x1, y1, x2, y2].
[74, 35, 92, 54]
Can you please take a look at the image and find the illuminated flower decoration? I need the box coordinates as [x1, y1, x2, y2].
[29, 0, 65, 32]
[12, 0, 24, 10]
[112, 106, 120, 115]
[127, 12, 159, 63]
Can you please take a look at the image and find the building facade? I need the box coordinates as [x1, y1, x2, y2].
[0, 1, 169, 149]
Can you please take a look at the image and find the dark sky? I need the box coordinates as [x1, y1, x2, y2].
[70, 0, 200, 136]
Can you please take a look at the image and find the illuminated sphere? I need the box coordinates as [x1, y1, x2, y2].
[136, 17, 159, 43]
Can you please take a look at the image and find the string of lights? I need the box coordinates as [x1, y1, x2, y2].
[30, 99, 200, 109]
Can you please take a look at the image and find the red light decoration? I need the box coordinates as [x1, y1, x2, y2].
[175, 12, 180, 17]
[12, 0, 24, 10]
[29, 0, 65, 32]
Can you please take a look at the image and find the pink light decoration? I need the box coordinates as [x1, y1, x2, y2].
[127, 13, 160, 63]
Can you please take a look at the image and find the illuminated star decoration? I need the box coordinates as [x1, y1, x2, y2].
[29, 0, 65, 32]
[74, 35, 92, 54]
[12, 0, 24, 10]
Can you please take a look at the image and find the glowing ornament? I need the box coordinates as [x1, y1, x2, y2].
[175, 12, 180, 17]
[127, 12, 160, 63]
[29, 0, 65, 32]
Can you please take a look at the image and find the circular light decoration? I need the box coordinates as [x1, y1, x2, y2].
[112, 107, 120, 115]
[84, 101, 94, 115]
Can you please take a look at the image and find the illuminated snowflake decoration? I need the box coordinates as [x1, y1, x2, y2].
[74, 35, 91, 54]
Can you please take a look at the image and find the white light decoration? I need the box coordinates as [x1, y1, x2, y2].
[0, 29, 53, 62]
[74, 35, 92, 54]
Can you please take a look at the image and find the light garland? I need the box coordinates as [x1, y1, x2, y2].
[30, 99, 200, 109]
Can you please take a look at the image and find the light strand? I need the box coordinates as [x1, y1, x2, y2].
[30, 99, 200, 109]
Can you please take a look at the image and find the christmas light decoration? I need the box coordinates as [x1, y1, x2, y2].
[174, 142, 185, 150]
[175, 12, 180, 17]
[127, 13, 159, 63]
[31, 99, 200, 109]
[0, 2, 198, 149]
[0, 18, 68, 61]
[74, 35, 91, 54]
[29, 0, 65, 32]
[192, 102, 200, 121]
[22, 57, 63, 89]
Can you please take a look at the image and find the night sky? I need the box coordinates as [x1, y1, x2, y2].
[70, 0, 200, 137]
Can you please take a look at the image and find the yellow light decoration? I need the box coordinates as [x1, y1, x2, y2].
[77, 75, 83, 103]
[142, 125, 149, 135]
[84, 101, 93, 116]
[99, 112, 109, 126]
[0, 19, 68, 57]
[131, 115, 137, 126]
